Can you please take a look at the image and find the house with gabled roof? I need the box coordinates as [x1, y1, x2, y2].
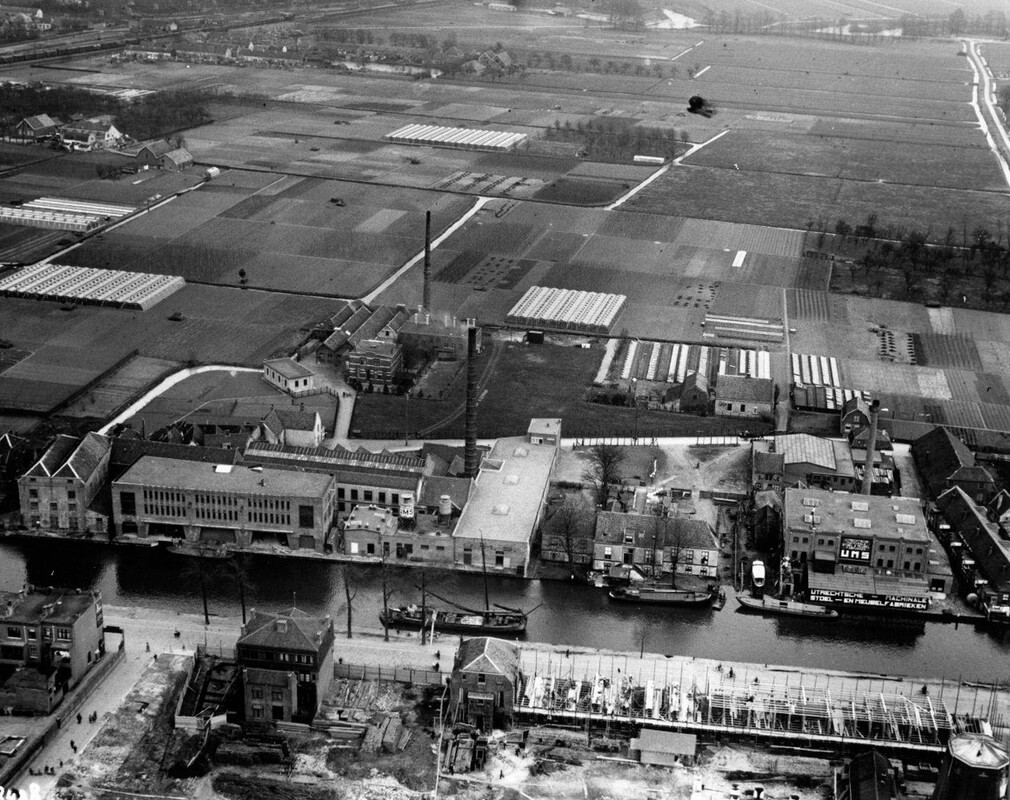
[315, 301, 411, 388]
[912, 427, 997, 503]
[714, 374, 773, 419]
[60, 119, 124, 151]
[840, 395, 871, 436]
[135, 139, 174, 167]
[15, 113, 61, 141]
[935, 486, 1010, 621]
[450, 637, 522, 731]
[159, 147, 193, 171]
[256, 408, 325, 449]
[236, 607, 334, 724]
[19, 432, 111, 534]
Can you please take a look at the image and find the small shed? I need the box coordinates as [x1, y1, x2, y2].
[629, 729, 697, 766]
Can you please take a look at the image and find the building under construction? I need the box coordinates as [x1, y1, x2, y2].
[502, 646, 1008, 759]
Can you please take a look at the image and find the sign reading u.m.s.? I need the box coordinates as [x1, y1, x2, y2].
[839, 536, 872, 563]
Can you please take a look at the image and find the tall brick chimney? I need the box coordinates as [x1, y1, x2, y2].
[423, 210, 431, 312]
[464, 325, 479, 478]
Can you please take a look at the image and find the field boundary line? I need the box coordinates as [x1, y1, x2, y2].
[963, 39, 1010, 189]
[669, 40, 704, 61]
[363, 196, 491, 304]
[97, 364, 260, 435]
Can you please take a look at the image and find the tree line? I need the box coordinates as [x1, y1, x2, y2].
[818, 212, 1010, 306]
[0, 84, 212, 141]
[545, 117, 686, 161]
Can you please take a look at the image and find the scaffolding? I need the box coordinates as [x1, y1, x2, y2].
[514, 667, 959, 754]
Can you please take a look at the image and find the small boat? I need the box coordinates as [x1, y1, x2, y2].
[380, 532, 531, 637]
[752, 560, 766, 589]
[737, 594, 839, 619]
[380, 604, 527, 636]
[608, 584, 718, 606]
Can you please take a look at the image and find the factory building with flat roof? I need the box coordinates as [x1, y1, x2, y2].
[111, 456, 337, 552]
[783, 488, 950, 611]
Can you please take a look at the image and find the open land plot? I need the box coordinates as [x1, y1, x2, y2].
[687, 128, 1000, 191]
[474, 341, 772, 439]
[64, 177, 473, 296]
[122, 369, 337, 434]
[60, 355, 180, 419]
[626, 166, 1010, 234]
[0, 285, 339, 413]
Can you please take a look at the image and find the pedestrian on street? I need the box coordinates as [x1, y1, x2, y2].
[76, 712, 82, 724]
[70, 740, 76, 753]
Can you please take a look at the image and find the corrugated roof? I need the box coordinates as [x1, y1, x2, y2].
[778, 433, 836, 470]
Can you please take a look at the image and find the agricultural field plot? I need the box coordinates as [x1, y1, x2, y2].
[686, 129, 999, 191]
[627, 165, 1010, 236]
[674, 219, 804, 258]
[914, 334, 984, 371]
[121, 369, 336, 434]
[0, 284, 339, 415]
[60, 355, 180, 419]
[981, 42, 1010, 78]
[64, 176, 472, 296]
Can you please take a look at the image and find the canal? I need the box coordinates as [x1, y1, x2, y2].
[4, 538, 1010, 683]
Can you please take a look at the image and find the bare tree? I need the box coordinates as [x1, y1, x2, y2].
[583, 444, 625, 507]
[224, 553, 256, 625]
[548, 496, 594, 579]
[339, 566, 357, 639]
[181, 543, 224, 626]
[663, 517, 685, 588]
[381, 557, 391, 642]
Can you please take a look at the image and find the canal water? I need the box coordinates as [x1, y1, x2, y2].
[5, 539, 1010, 683]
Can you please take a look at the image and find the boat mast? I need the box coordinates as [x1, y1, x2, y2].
[420, 571, 427, 645]
[479, 529, 490, 613]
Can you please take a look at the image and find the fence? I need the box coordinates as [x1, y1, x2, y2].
[335, 662, 446, 686]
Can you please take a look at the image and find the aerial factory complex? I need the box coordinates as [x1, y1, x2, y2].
[2, 0, 1010, 798]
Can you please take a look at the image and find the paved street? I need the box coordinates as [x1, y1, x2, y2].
[8, 601, 1007, 797]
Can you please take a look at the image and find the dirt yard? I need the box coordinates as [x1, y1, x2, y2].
[554, 442, 751, 497]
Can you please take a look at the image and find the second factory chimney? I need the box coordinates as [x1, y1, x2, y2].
[464, 325, 479, 478]
[423, 210, 431, 312]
